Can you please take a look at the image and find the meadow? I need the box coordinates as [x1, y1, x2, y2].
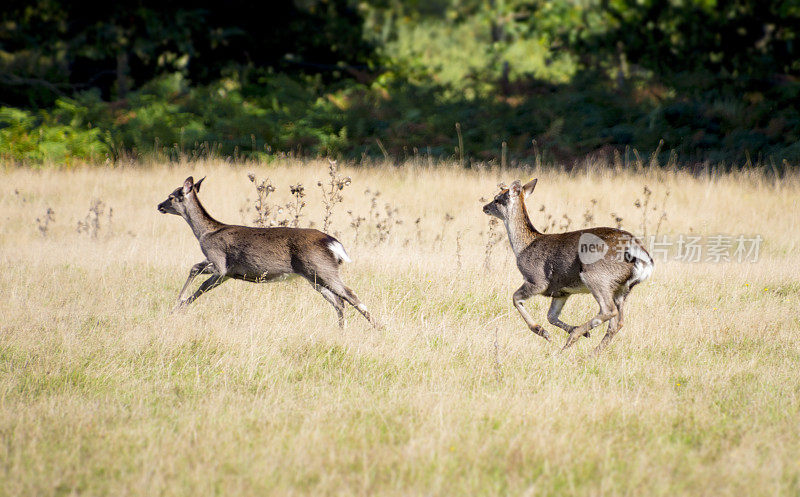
[1, 158, 799, 496]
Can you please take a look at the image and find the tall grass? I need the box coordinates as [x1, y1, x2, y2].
[1, 159, 798, 496]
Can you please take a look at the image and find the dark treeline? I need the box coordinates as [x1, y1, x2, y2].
[1, 0, 798, 165]
[0, 0, 372, 106]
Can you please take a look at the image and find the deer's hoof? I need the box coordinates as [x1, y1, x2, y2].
[532, 325, 550, 341]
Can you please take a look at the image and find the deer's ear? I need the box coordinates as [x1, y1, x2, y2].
[509, 180, 522, 196]
[522, 178, 537, 198]
[182, 177, 194, 195]
[194, 176, 205, 192]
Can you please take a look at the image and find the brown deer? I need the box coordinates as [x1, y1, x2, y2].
[157, 176, 378, 328]
[482, 179, 653, 354]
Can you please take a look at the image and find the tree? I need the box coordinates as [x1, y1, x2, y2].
[0, 0, 375, 107]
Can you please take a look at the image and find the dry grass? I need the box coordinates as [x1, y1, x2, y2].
[1, 159, 799, 496]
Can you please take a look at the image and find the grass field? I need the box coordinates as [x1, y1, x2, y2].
[1, 159, 799, 496]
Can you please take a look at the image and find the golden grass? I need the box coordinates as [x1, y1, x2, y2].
[1, 159, 799, 496]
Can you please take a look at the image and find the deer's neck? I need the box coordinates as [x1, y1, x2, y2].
[182, 195, 224, 240]
[503, 204, 540, 256]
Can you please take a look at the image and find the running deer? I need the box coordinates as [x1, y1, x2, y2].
[157, 176, 378, 328]
[482, 179, 653, 354]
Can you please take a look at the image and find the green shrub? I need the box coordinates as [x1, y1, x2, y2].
[0, 107, 110, 166]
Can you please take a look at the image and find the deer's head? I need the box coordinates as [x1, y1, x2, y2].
[157, 176, 205, 216]
[482, 178, 537, 220]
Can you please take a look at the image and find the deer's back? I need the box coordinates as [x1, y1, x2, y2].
[200, 226, 340, 280]
[518, 227, 639, 296]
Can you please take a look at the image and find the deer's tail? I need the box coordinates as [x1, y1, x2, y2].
[625, 241, 653, 289]
[327, 238, 352, 264]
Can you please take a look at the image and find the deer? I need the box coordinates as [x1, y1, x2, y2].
[482, 179, 653, 355]
[157, 176, 378, 328]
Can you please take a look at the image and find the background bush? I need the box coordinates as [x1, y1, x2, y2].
[1, 0, 798, 165]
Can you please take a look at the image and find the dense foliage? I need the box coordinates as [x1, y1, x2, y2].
[1, 0, 798, 165]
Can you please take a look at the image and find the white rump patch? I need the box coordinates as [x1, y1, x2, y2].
[626, 243, 654, 288]
[627, 243, 650, 263]
[328, 241, 352, 263]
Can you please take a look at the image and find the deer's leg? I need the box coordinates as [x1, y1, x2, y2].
[304, 274, 349, 328]
[513, 282, 550, 341]
[548, 296, 591, 338]
[176, 261, 215, 305]
[322, 275, 379, 328]
[339, 286, 379, 328]
[315, 285, 346, 328]
[593, 290, 628, 356]
[178, 274, 228, 309]
[562, 276, 618, 351]
[547, 296, 588, 337]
